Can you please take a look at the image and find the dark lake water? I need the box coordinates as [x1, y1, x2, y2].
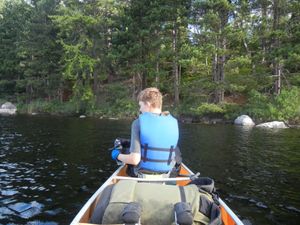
[0, 115, 299, 225]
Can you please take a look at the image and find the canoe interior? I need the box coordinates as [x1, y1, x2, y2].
[75, 165, 239, 225]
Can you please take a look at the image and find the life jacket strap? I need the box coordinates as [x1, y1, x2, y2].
[143, 143, 148, 162]
[141, 144, 175, 152]
[141, 144, 176, 163]
[141, 144, 176, 170]
[140, 157, 170, 163]
[167, 146, 174, 165]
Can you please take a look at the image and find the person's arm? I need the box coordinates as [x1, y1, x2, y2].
[117, 119, 141, 165]
[117, 152, 140, 165]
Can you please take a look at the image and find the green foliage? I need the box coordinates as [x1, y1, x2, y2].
[0, 80, 16, 96]
[289, 73, 300, 86]
[245, 90, 271, 120]
[187, 101, 241, 120]
[191, 103, 224, 116]
[69, 84, 95, 114]
[17, 99, 78, 115]
[0, 0, 33, 98]
[109, 98, 137, 117]
[51, 1, 100, 107]
[270, 88, 300, 120]
[0, 0, 62, 102]
[226, 56, 252, 76]
[222, 103, 241, 120]
[17, 100, 51, 114]
[92, 83, 137, 117]
[0, 0, 299, 123]
[245, 88, 300, 121]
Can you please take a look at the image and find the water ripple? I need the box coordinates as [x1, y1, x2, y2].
[1, 116, 299, 225]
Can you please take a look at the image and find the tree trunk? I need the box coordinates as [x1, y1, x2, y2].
[272, 0, 281, 95]
[212, 37, 225, 103]
[93, 70, 99, 101]
[106, 26, 114, 84]
[212, 2, 229, 104]
[155, 61, 160, 86]
[141, 38, 147, 90]
[261, 2, 267, 63]
[155, 29, 160, 87]
[133, 73, 142, 99]
[91, 31, 101, 102]
[141, 70, 147, 90]
[132, 74, 136, 99]
[172, 23, 180, 106]
[274, 65, 281, 95]
[212, 49, 218, 82]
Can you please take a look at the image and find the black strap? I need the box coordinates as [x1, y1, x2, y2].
[139, 168, 169, 173]
[167, 145, 174, 165]
[140, 157, 170, 163]
[179, 186, 186, 203]
[141, 157, 169, 163]
[141, 144, 176, 152]
[143, 143, 148, 162]
[142, 144, 176, 164]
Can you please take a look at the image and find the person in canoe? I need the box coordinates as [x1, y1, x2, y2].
[111, 87, 182, 177]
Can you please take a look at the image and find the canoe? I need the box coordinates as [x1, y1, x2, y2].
[70, 163, 244, 225]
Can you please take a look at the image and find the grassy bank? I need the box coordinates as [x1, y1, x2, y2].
[13, 87, 300, 125]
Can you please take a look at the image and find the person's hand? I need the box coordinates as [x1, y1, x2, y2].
[111, 148, 121, 161]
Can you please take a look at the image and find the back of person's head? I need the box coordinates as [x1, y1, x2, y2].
[137, 87, 162, 109]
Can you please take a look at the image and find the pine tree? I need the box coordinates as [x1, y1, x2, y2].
[0, 0, 32, 100]
[192, 0, 234, 103]
[20, 0, 63, 102]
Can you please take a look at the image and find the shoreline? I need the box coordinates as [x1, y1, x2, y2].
[2, 111, 299, 127]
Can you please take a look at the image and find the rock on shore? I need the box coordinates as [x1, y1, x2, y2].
[256, 121, 288, 129]
[234, 115, 255, 126]
[0, 102, 17, 115]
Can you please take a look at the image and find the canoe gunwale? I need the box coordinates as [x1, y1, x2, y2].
[219, 199, 244, 225]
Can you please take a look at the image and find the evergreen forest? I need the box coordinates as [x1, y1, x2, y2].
[0, 0, 299, 122]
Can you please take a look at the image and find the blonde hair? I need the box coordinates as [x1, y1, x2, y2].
[137, 87, 162, 109]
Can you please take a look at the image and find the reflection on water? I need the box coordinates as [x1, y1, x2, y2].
[0, 115, 299, 224]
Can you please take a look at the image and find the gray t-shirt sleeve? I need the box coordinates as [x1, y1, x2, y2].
[129, 119, 141, 154]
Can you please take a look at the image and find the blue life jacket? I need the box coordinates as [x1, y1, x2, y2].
[139, 112, 179, 173]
